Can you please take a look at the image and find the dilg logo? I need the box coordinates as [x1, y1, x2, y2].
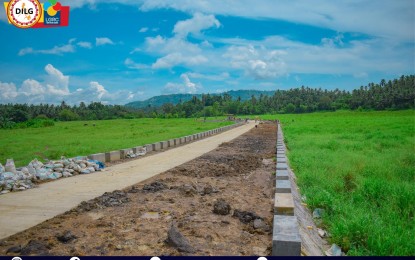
[6, 0, 42, 28]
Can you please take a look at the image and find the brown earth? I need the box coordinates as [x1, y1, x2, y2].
[0, 122, 277, 256]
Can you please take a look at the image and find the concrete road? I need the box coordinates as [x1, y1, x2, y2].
[0, 122, 254, 239]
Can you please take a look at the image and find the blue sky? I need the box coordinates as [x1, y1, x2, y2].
[0, 0, 414, 105]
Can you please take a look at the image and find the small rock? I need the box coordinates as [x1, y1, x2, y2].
[233, 209, 261, 224]
[313, 208, 324, 219]
[141, 212, 160, 219]
[53, 172, 63, 179]
[317, 228, 327, 238]
[213, 199, 231, 215]
[253, 219, 265, 229]
[21, 240, 49, 255]
[325, 243, 343, 256]
[56, 230, 77, 243]
[180, 184, 197, 196]
[165, 223, 195, 253]
[6, 245, 22, 254]
[252, 246, 267, 256]
[128, 186, 140, 193]
[62, 172, 72, 178]
[143, 181, 167, 193]
[53, 163, 64, 168]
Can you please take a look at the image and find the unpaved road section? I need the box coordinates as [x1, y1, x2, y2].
[0, 122, 254, 240]
[0, 122, 276, 256]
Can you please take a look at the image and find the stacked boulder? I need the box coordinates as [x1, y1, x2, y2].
[0, 157, 104, 195]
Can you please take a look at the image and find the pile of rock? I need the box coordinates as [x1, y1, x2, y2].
[0, 157, 104, 195]
[125, 146, 147, 159]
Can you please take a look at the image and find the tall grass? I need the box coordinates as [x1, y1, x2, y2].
[0, 118, 232, 167]
[263, 110, 415, 255]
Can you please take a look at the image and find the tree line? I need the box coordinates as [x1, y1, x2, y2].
[0, 75, 413, 128]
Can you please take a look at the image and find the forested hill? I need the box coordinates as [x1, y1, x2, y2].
[125, 90, 275, 108]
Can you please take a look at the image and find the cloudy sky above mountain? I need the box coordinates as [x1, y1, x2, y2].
[0, 0, 414, 104]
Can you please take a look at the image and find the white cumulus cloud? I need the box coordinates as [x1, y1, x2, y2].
[139, 27, 149, 33]
[77, 41, 93, 49]
[152, 53, 208, 69]
[96, 37, 115, 46]
[173, 12, 220, 38]
[164, 74, 202, 94]
[224, 45, 287, 79]
[0, 64, 144, 105]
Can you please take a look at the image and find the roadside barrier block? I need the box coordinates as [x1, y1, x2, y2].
[180, 137, 186, 144]
[274, 193, 295, 216]
[160, 141, 168, 149]
[277, 157, 287, 163]
[277, 163, 288, 170]
[276, 169, 289, 180]
[145, 144, 153, 152]
[276, 180, 291, 193]
[88, 153, 105, 162]
[168, 139, 175, 147]
[106, 151, 121, 162]
[277, 153, 286, 158]
[152, 142, 161, 151]
[120, 148, 133, 159]
[132, 146, 142, 153]
[272, 215, 301, 256]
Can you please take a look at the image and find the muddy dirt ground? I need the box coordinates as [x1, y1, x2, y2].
[0, 123, 277, 256]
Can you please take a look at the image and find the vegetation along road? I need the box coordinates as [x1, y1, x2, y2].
[262, 110, 414, 255]
[0, 118, 233, 167]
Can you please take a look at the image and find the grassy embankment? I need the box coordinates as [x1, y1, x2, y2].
[0, 118, 232, 167]
[262, 110, 414, 256]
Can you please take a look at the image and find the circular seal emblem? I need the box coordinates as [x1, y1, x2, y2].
[7, 0, 42, 29]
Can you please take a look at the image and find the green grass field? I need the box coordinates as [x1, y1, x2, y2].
[0, 118, 232, 167]
[261, 110, 415, 255]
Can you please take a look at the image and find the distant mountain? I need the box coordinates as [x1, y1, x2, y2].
[125, 90, 275, 108]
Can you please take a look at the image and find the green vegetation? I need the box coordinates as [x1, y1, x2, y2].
[125, 90, 275, 109]
[1, 75, 413, 128]
[0, 118, 232, 167]
[264, 110, 415, 255]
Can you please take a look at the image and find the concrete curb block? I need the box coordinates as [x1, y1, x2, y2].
[105, 151, 121, 162]
[274, 193, 295, 216]
[152, 142, 161, 151]
[86, 122, 246, 163]
[87, 153, 106, 162]
[276, 169, 289, 180]
[272, 122, 301, 256]
[145, 144, 153, 152]
[120, 148, 133, 159]
[276, 180, 291, 193]
[272, 215, 301, 256]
